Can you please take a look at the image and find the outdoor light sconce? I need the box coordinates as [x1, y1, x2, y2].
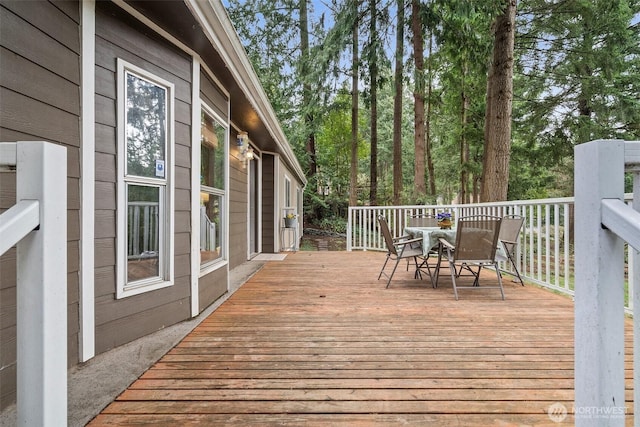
[236, 131, 254, 168]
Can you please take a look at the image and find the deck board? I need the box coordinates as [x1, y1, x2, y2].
[88, 251, 634, 426]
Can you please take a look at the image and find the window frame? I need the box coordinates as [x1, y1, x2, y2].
[285, 176, 292, 208]
[199, 102, 229, 274]
[116, 59, 175, 298]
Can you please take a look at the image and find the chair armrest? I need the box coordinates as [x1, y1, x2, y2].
[500, 239, 517, 245]
[439, 238, 454, 250]
[393, 234, 413, 242]
[397, 237, 422, 246]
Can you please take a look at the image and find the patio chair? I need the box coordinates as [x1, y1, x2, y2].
[438, 215, 505, 300]
[407, 214, 438, 227]
[497, 214, 525, 286]
[377, 215, 426, 288]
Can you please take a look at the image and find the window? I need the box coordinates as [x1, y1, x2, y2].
[285, 176, 291, 208]
[200, 105, 227, 268]
[117, 59, 174, 298]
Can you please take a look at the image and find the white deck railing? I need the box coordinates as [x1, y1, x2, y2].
[0, 142, 67, 426]
[574, 139, 640, 426]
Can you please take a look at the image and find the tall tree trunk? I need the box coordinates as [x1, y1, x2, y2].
[349, 1, 359, 206]
[460, 63, 470, 204]
[369, 0, 378, 205]
[480, 0, 516, 202]
[425, 32, 436, 196]
[411, 0, 426, 201]
[392, 0, 405, 205]
[300, 0, 317, 182]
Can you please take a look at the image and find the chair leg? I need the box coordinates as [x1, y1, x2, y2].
[433, 245, 444, 288]
[378, 253, 391, 281]
[495, 262, 505, 300]
[413, 257, 423, 280]
[508, 253, 524, 286]
[386, 256, 402, 288]
[443, 248, 459, 300]
[417, 255, 434, 285]
[449, 261, 459, 300]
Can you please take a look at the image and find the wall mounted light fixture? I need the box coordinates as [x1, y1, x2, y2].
[236, 131, 254, 168]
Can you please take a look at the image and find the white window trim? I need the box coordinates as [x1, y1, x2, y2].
[116, 58, 175, 298]
[199, 102, 229, 277]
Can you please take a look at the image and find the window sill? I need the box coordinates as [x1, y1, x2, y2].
[117, 277, 173, 299]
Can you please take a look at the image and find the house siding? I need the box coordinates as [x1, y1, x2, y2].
[93, 1, 192, 355]
[0, 0, 306, 413]
[0, 0, 81, 409]
[229, 129, 249, 268]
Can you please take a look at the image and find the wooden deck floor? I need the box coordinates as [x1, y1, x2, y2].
[89, 251, 634, 426]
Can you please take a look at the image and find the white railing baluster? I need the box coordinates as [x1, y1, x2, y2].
[564, 203, 571, 292]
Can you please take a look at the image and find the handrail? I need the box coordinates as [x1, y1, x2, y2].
[0, 141, 67, 426]
[0, 200, 39, 255]
[601, 198, 640, 251]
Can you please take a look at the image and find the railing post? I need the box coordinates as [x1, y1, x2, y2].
[16, 141, 67, 426]
[574, 139, 625, 426]
[633, 172, 640, 422]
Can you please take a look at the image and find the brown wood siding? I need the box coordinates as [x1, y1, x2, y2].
[261, 155, 276, 252]
[0, 0, 81, 410]
[198, 268, 227, 313]
[93, 1, 193, 356]
[228, 129, 248, 268]
[200, 71, 228, 121]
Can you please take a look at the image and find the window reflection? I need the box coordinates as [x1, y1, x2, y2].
[126, 73, 166, 178]
[200, 108, 226, 267]
[200, 192, 221, 264]
[127, 184, 160, 282]
[201, 112, 225, 188]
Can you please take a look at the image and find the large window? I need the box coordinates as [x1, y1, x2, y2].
[200, 105, 227, 268]
[117, 59, 174, 297]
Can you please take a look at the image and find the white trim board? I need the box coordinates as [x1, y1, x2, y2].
[252, 253, 287, 261]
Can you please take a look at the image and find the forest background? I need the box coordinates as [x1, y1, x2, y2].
[223, 0, 640, 233]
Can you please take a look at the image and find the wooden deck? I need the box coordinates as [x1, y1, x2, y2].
[89, 251, 634, 426]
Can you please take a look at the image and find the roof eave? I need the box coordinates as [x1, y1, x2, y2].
[184, 0, 307, 185]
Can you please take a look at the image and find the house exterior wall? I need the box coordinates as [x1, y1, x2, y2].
[0, 0, 82, 409]
[93, 1, 192, 354]
[0, 0, 305, 411]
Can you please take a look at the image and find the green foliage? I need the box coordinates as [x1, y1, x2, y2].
[225, 0, 640, 215]
[515, 0, 640, 156]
